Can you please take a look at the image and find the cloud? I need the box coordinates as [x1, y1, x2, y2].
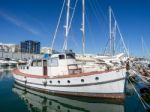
[0, 11, 41, 36]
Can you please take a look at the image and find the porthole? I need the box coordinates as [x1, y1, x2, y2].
[95, 77, 99, 80]
[58, 80, 60, 83]
[81, 79, 84, 82]
[27, 66, 29, 69]
[49, 101, 52, 105]
[49, 81, 52, 83]
[67, 80, 70, 83]
[57, 105, 60, 109]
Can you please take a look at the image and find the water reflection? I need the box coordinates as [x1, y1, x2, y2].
[13, 84, 125, 112]
[0, 67, 14, 80]
[0, 67, 147, 112]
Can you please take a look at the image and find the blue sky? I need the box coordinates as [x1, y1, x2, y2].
[0, 0, 150, 56]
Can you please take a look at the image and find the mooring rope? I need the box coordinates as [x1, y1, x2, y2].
[128, 77, 150, 110]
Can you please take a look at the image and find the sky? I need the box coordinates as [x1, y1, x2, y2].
[0, 0, 150, 57]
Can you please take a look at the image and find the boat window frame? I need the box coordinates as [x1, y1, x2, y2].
[59, 54, 65, 60]
[31, 59, 42, 67]
[48, 58, 59, 67]
[66, 53, 75, 59]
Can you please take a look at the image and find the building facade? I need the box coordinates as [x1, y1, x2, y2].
[0, 43, 19, 52]
[40, 47, 52, 54]
[21, 40, 40, 54]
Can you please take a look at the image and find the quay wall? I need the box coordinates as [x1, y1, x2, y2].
[0, 51, 42, 60]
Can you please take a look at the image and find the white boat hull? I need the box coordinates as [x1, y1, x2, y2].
[13, 68, 127, 99]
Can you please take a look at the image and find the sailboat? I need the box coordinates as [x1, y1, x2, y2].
[12, 0, 127, 100]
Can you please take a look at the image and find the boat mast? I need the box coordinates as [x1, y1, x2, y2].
[81, 0, 85, 55]
[141, 36, 144, 57]
[63, 0, 70, 51]
[109, 6, 111, 56]
[109, 6, 115, 56]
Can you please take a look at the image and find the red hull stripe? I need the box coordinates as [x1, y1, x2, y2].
[12, 67, 125, 79]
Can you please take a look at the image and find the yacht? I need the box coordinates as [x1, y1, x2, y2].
[12, 0, 128, 100]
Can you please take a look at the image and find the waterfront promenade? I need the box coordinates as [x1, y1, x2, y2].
[0, 51, 42, 60]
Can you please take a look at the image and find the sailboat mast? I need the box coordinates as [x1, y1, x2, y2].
[109, 6, 115, 56]
[141, 36, 144, 57]
[81, 0, 85, 55]
[109, 6, 112, 56]
[64, 0, 70, 51]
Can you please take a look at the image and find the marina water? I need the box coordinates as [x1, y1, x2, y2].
[0, 67, 148, 112]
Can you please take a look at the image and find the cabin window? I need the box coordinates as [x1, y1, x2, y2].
[31, 60, 42, 67]
[49, 81, 52, 83]
[31, 61, 37, 66]
[58, 80, 60, 83]
[66, 54, 75, 59]
[59, 55, 65, 59]
[49, 58, 58, 67]
[37, 60, 42, 66]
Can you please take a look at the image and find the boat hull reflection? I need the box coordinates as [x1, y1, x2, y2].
[12, 83, 124, 112]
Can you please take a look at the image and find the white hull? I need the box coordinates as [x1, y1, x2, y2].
[13, 68, 127, 99]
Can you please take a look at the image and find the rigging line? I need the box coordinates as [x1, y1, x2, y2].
[93, 0, 109, 33]
[111, 9, 129, 56]
[143, 38, 150, 57]
[88, 0, 107, 37]
[84, 9, 96, 53]
[85, 1, 103, 53]
[95, 0, 109, 27]
[89, 0, 105, 27]
[103, 38, 109, 55]
[116, 38, 122, 53]
[68, 0, 78, 33]
[92, 0, 109, 44]
[116, 23, 129, 55]
[51, 0, 66, 50]
[87, 0, 108, 54]
[63, 0, 78, 51]
[128, 77, 150, 110]
[67, 22, 80, 51]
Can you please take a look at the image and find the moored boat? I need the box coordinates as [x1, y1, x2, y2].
[12, 50, 127, 100]
[0, 58, 9, 67]
[12, 0, 128, 100]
